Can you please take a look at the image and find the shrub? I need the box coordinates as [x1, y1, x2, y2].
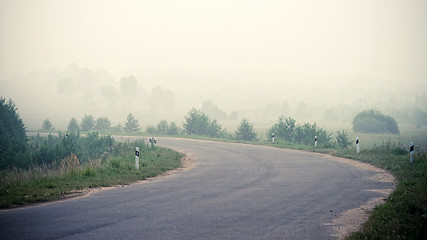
[183, 108, 224, 137]
[336, 130, 351, 148]
[352, 110, 400, 134]
[267, 115, 332, 147]
[235, 119, 257, 141]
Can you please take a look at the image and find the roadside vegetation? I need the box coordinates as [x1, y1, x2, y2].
[0, 137, 182, 209]
[0, 98, 182, 208]
[2, 97, 426, 238]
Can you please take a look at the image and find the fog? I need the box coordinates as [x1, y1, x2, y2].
[1, 0, 426, 131]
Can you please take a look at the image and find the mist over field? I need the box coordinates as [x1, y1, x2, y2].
[1, 0, 426, 131]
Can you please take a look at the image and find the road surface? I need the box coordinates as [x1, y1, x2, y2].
[0, 137, 394, 239]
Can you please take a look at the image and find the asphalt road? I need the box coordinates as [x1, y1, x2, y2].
[0, 137, 394, 240]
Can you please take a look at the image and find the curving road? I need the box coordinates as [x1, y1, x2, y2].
[0, 137, 394, 239]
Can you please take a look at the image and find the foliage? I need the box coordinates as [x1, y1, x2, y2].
[0, 141, 183, 208]
[28, 132, 115, 167]
[267, 115, 332, 147]
[336, 130, 351, 148]
[156, 120, 168, 135]
[95, 117, 111, 131]
[147, 121, 182, 136]
[167, 122, 181, 135]
[80, 114, 95, 132]
[235, 118, 257, 141]
[268, 115, 296, 142]
[352, 109, 400, 134]
[67, 118, 80, 133]
[183, 108, 225, 137]
[124, 113, 140, 133]
[0, 97, 29, 170]
[41, 118, 54, 132]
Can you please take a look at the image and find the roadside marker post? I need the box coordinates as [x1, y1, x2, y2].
[135, 147, 140, 170]
[314, 136, 317, 147]
[410, 142, 414, 163]
[272, 133, 275, 143]
[356, 137, 360, 153]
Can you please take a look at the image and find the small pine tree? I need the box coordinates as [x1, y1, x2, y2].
[81, 114, 95, 132]
[67, 118, 80, 133]
[0, 98, 28, 169]
[336, 130, 351, 148]
[42, 118, 54, 132]
[124, 113, 140, 133]
[235, 118, 257, 141]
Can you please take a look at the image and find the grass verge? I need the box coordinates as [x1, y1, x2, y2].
[0, 144, 182, 209]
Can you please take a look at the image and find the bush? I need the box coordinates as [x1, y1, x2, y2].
[352, 110, 400, 134]
[183, 108, 224, 137]
[268, 115, 296, 142]
[267, 115, 332, 147]
[235, 119, 257, 141]
[336, 130, 351, 148]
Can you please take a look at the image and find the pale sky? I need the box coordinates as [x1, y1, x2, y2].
[1, 0, 427, 130]
[1, 0, 426, 82]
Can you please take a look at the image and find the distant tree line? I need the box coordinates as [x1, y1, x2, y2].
[65, 113, 140, 134]
[2, 96, 405, 170]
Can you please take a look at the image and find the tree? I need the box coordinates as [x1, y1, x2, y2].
[95, 117, 111, 131]
[67, 118, 80, 133]
[183, 108, 224, 137]
[235, 119, 257, 141]
[157, 120, 168, 135]
[81, 114, 95, 132]
[352, 110, 399, 134]
[336, 130, 351, 148]
[183, 108, 210, 135]
[267, 115, 296, 142]
[167, 122, 181, 135]
[124, 113, 140, 133]
[42, 118, 54, 132]
[0, 97, 29, 169]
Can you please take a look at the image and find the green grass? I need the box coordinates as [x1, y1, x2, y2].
[0, 145, 182, 209]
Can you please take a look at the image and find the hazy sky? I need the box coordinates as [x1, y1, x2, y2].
[1, 0, 427, 130]
[1, 0, 426, 83]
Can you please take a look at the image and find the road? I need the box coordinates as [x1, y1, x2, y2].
[0, 137, 394, 239]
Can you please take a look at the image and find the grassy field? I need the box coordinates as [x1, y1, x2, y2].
[0, 142, 182, 209]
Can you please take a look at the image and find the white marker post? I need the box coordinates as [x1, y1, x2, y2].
[410, 142, 414, 163]
[272, 133, 275, 143]
[356, 137, 360, 153]
[135, 147, 140, 170]
[314, 136, 317, 147]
